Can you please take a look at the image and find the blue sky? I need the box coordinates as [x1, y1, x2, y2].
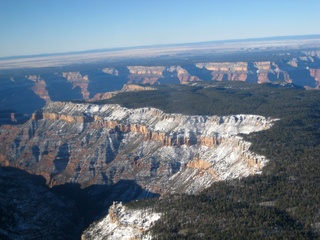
[0, 0, 319, 57]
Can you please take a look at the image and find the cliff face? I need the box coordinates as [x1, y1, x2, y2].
[0, 102, 275, 195]
[27, 75, 51, 102]
[107, 56, 319, 87]
[82, 202, 160, 240]
[3, 54, 320, 119]
[254, 62, 271, 83]
[167, 65, 201, 83]
[91, 84, 155, 101]
[62, 72, 90, 100]
[310, 69, 320, 88]
[196, 62, 248, 81]
[127, 66, 165, 84]
[126, 66, 200, 84]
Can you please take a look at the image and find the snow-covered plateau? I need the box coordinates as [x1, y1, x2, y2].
[1, 101, 277, 194]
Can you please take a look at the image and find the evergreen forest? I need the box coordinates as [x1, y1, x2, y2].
[99, 81, 320, 239]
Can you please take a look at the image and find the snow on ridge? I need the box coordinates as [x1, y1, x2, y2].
[42, 101, 277, 194]
[82, 202, 160, 240]
[44, 101, 276, 138]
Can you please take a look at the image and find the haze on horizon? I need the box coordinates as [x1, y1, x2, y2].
[0, 0, 320, 58]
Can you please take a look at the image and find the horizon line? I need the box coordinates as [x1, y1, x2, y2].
[1, 33, 320, 61]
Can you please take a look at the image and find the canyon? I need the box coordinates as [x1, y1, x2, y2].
[0, 100, 276, 238]
[0, 77, 319, 239]
[0, 101, 275, 196]
[0, 40, 319, 239]
[1, 50, 320, 120]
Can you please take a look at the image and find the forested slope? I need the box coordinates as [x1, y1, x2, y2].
[100, 82, 320, 239]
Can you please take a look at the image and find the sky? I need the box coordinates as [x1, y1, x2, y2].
[0, 0, 319, 57]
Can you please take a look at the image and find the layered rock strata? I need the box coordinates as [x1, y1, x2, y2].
[27, 75, 51, 102]
[62, 72, 90, 99]
[196, 62, 248, 81]
[127, 66, 200, 84]
[0, 102, 276, 194]
[91, 84, 155, 101]
[127, 66, 165, 84]
[166, 65, 200, 83]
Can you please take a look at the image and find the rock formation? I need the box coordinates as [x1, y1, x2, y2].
[62, 72, 90, 99]
[27, 75, 51, 102]
[0, 102, 276, 195]
[91, 84, 155, 101]
[196, 62, 248, 81]
[82, 201, 160, 240]
[167, 65, 201, 83]
[287, 58, 298, 67]
[127, 66, 165, 84]
[126, 66, 200, 84]
[310, 69, 320, 88]
[254, 62, 271, 83]
[102, 67, 119, 76]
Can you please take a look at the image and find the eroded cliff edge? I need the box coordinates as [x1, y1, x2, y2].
[0, 101, 276, 195]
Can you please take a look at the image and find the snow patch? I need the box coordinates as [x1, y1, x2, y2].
[82, 202, 160, 240]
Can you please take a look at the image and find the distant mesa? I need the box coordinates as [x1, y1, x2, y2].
[0, 47, 320, 118]
[102, 67, 119, 76]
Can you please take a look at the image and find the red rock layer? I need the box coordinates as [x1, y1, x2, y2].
[27, 75, 51, 102]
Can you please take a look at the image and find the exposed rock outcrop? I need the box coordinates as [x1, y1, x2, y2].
[27, 75, 51, 102]
[62, 72, 90, 99]
[0, 102, 276, 195]
[91, 84, 155, 101]
[167, 66, 201, 83]
[126, 66, 200, 84]
[254, 62, 271, 83]
[196, 62, 248, 81]
[102, 67, 119, 76]
[310, 69, 320, 88]
[82, 201, 160, 240]
[127, 66, 165, 84]
[271, 62, 292, 83]
[287, 58, 298, 67]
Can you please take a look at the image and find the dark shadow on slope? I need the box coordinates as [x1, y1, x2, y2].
[160, 69, 180, 84]
[53, 143, 70, 172]
[182, 64, 213, 81]
[267, 72, 278, 82]
[0, 166, 159, 239]
[32, 145, 40, 162]
[0, 110, 30, 126]
[288, 68, 316, 88]
[246, 62, 258, 83]
[275, 61, 317, 88]
[0, 75, 45, 114]
[222, 74, 229, 81]
[52, 179, 160, 229]
[42, 72, 83, 101]
[105, 129, 124, 164]
[0, 167, 83, 240]
[83, 69, 128, 98]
